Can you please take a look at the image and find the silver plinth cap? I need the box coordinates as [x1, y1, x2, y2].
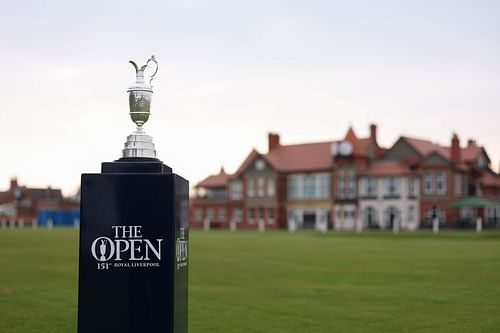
[122, 128, 157, 158]
[122, 55, 159, 159]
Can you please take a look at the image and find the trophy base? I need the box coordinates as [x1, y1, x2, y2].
[122, 127, 157, 159]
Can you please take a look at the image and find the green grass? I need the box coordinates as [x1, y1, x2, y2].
[0, 229, 500, 332]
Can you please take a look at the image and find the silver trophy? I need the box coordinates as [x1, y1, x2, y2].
[122, 55, 159, 159]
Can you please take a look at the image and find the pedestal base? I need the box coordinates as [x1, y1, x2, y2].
[78, 159, 188, 333]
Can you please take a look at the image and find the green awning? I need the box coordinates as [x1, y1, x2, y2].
[444, 196, 500, 208]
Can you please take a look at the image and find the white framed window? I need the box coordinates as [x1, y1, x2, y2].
[318, 174, 331, 198]
[436, 171, 447, 195]
[288, 173, 330, 199]
[360, 177, 377, 197]
[258, 207, 265, 220]
[408, 178, 418, 198]
[255, 159, 266, 170]
[337, 170, 345, 198]
[363, 206, 378, 227]
[267, 208, 274, 224]
[247, 178, 255, 197]
[304, 174, 315, 198]
[384, 177, 400, 197]
[206, 208, 214, 219]
[248, 208, 255, 223]
[233, 209, 243, 223]
[461, 174, 469, 195]
[384, 206, 401, 227]
[425, 207, 446, 225]
[230, 180, 243, 200]
[423, 173, 433, 195]
[207, 188, 226, 200]
[347, 170, 356, 198]
[477, 155, 487, 168]
[257, 177, 265, 197]
[369, 178, 377, 196]
[486, 207, 500, 223]
[194, 208, 203, 221]
[217, 208, 226, 221]
[288, 175, 300, 199]
[359, 178, 366, 195]
[344, 209, 355, 218]
[408, 206, 415, 222]
[267, 177, 275, 197]
[460, 207, 474, 219]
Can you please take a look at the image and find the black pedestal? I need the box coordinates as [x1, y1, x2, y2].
[78, 159, 189, 333]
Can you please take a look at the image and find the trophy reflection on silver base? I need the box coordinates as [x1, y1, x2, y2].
[122, 55, 159, 159]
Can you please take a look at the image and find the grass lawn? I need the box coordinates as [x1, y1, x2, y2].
[0, 229, 499, 332]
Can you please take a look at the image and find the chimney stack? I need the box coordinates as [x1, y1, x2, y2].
[10, 177, 18, 190]
[451, 133, 461, 165]
[467, 139, 476, 147]
[268, 133, 280, 152]
[369, 124, 377, 144]
[367, 124, 379, 160]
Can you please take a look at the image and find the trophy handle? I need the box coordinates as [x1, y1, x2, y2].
[146, 55, 159, 87]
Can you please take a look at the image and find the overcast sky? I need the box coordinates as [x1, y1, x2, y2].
[0, 0, 499, 195]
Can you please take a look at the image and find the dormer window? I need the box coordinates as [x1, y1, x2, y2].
[477, 155, 487, 168]
[255, 159, 266, 171]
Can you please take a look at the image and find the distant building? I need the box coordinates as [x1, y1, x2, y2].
[190, 125, 500, 230]
[0, 178, 79, 227]
[382, 135, 497, 227]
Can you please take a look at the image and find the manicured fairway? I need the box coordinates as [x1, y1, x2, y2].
[0, 229, 499, 332]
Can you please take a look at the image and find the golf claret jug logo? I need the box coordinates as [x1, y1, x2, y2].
[176, 227, 188, 270]
[91, 225, 164, 270]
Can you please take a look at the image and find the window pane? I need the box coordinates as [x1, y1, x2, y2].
[319, 174, 330, 198]
[230, 181, 243, 199]
[267, 208, 275, 224]
[218, 208, 226, 220]
[347, 170, 356, 198]
[267, 177, 275, 197]
[247, 178, 255, 197]
[436, 171, 447, 195]
[233, 209, 242, 222]
[194, 208, 203, 221]
[423, 173, 433, 195]
[288, 175, 299, 199]
[257, 177, 265, 197]
[304, 174, 315, 198]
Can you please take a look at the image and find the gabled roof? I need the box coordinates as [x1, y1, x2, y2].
[344, 127, 357, 141]
[418, 151, 452, 166]
[231, 127, 377, 175]
[462, 145, 487, 163]
[265, 141, 336, 172]
[196, 167, 230, 188]
[401, 136, 487, 165]
[344, 127, 371, 157]
[402, 136, 449, 158]
[232, 148, 260, 178]
[360, 160, 414, 176]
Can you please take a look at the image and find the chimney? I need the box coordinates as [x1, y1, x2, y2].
[10, 177, 18, 190]
[451, 133, 461, 165]
[369, 124, 377, 144]
[467, 139, 476, 147]
[268, 133, 280, 152]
